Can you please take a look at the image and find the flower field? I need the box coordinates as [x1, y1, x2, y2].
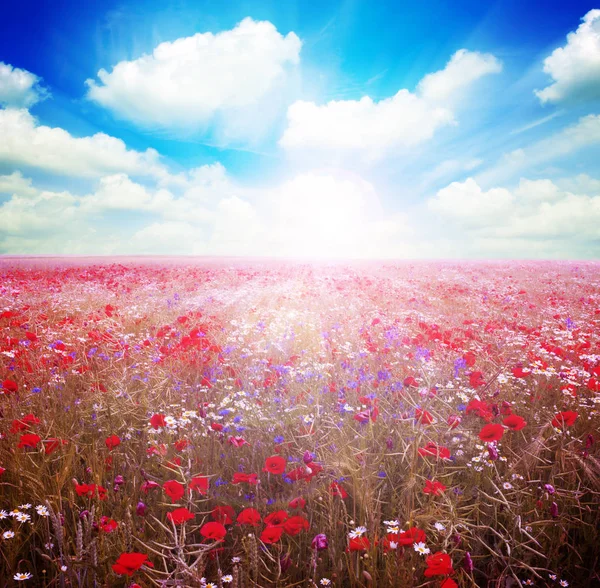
[0, 259, 599, 587]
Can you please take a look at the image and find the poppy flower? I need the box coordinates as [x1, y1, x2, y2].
[447, 415, 461, 429]
[18, 433, 41, 448]
[210, 422, 224, 432]
[232, 472, 258, 485]
[163, 480, 185, 502]
[228, 436, 250, 447]
[424, 551, 454, 576]
[264, 510, 288, 526]
[43, 438, 66, 455]
[288, 496, 306, 509]
[200, 522, 227, 541]
[312, 533, 328, 550]
[140, 480, 160, 493]
[283, 515, 310, 536]
[263, 455, 286, 475]
[347, 536, 370, 551]
[100, 516, 118, 533]
[423, 480, 447, 496]
[150, 413, 166, 429]
[260, 525, 284, 544]
[1, 379, 18, 394]
[465, 398, 493, 420]
[212, 505, 236, 525]
[330, 482, 348, 498]
[415, 408, 434, 425]
[167, 508, 194, 525]
[418, 442, 450, 460]
[10, 414, 41, 433]
[174, 439, 189, 451]
[478, 424, 504, 442]
[551, 411, 578, 428]
[469, 371, 485, 388]
[75, 483, 107, 500]
[112, 552, 153, 576]
[189, 476, 209, 495]
[237, 508, 261, 526]
[397, 527, 427, 546]
[105, 435, 121, 450]
[503, 414, 527, 431]
[441, 579, 459, 588]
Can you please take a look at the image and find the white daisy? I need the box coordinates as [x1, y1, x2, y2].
[413, 542, 430, 555]
[434, 522, 446, 531]
[3, 530, 15, 539]
[348, 526, 367, 539]
[14, 572, 33, 581]
[35, 505, 49, 517]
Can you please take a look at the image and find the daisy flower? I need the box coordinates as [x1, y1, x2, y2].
[559, 582, 568, 587]
[15, 512, 31, 523]
[503, 482, 513, 490]
[413, 542, 430, 555]
[0, 510, 8, 520]
[348, 526, 367, 539]
[320, 580, 332, 586]
[222, 576, 233, 584]
[434, 522, 446, 531]
[14, 572, 33, 581]
[35, 505, 49, 517]
[3, 530, 15, 539]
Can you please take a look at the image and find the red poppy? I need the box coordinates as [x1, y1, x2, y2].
[163, 480, 185, 502]
[447, 415, 461, 429]
[441, 579, 459, 588]
[140, 480, 160, 493]
[100, 516, 118, 533]
[263, 455, 286, 475]
[418, 442, 450, 460]
[200, 522, 227, 541]
[10, 414, 41, 433]
[424, 551, 454, 577]
[465, 398, 493, 420]
[112, 552, 153, 576]
[150, 413, 166, 429]
[288, 496, 306, 509]
[1, 379, 18, 394]
[237, 508, 261, 526]
[43, 438, 66, 455]
[423, 480, 447, 496]
[260, 525, 284, 544]
[210, 422, 223, 432]
[18, 433, 41, 448]
[283, 515, 310, 536]
[469, 371, 485, 388]
[330, 482, 348, 498]
[167, 508, 194, 525]
[75, 483, 107, 500]
[503, 414, 527, 431]
[347, 536, 370, 551]
[415, 408, 434, 425]
[212, 505, 236, 525]
[551, 411, 578, 428]
[232, 472, 258, 485]
[228, 436, 250, 447]
[105, 435, 121, 450]
[264, 510, 288, 526]
[189, 476, 209, 495]
[397, 527, 427, 546]
[174, 439, 189, 451]
[478, 424, 504, 442]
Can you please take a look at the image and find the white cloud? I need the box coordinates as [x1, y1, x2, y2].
[279, 49, 501, 160]
[535, 9, 600, 104]
[0, 171, 37, 197]
[476, 114, 600, 186]
[0, 62, 49, 108]
[0, 108, 166, 179]
[428, 177, 514, 227]
[427, 176, 600, 249]
[86, 18, 301, 141]
[417, 49, 502, 105]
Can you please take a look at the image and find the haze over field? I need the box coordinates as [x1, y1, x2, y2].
[1, 1, 600, 259]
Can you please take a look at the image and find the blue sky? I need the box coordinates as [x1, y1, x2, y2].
[0, 0, 599, 258]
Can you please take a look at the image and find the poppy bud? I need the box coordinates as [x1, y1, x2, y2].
[586, 434, 594, 449]
[311, 533, 328, 551]
[136, 501, 147, 516]
[280, 554, 292, 573]
[303, 451, 314, 464]
[386, 437, 394, 450]
[487, 444, 499, 461]
[544, 484, 555, 495]
[550, 502, 559, 518]
[464, 551, 474, 572]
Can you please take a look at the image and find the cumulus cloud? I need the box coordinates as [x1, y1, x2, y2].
[535, 9, 600, 104]
[476, 114, 600, 186]
[279, 49, 501, 160]
[86, 18, 301, 141]
[427, 176, 600, 250]
[0, 108, 166, 179]
[0, 62, 49, 108]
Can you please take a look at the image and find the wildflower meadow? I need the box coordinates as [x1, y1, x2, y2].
[0, 258, 598, 587]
